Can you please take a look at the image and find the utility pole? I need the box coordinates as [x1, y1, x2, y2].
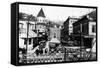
[80, 23, 84, 60]
[26, 15, 32, 63]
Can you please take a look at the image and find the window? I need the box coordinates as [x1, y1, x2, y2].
[92, 25, 96, 33]
[19, 23, 23, 29]
[40, 25, 42, 28]
[19, 23, 23, 34]
[32, 24, 35, 30]
[24, 38, 27, 45]
[24, 38, 31, 45]
[29, 38, 31, 45]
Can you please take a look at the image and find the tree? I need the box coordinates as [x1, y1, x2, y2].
[19, 12, 37, 21]
[19, 12, 25, 20]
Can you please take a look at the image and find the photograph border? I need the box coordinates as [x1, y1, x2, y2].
[12, 2, 98, 66]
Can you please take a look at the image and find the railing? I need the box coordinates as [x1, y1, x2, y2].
[19, 53, 64, 63]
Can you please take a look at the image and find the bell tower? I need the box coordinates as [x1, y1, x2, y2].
[36, 8, 47, 33]
[37, 8, 46, 23]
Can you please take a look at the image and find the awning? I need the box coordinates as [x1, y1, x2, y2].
[20, 30, 37, 38]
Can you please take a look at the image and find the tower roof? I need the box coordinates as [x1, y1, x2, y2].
[37, 8, 46, 18]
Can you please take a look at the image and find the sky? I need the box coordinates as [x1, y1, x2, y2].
[19, 4, 95, 21]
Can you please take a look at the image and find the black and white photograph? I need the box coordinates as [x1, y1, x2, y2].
[17, 3, 97, 64]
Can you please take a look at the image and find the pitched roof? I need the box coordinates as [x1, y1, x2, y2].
[50, 37, 60, 43]
[88, 10, 96, 21]
[37, 8, 46, 18]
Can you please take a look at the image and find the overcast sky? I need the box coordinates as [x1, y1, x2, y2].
[19, 4, 95, 21]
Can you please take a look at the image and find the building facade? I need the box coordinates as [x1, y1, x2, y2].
[73, 10, 96, 50]
[61, 16, 79, 45]
[19, 20, 37, 51]
[18, 8, 49, 55]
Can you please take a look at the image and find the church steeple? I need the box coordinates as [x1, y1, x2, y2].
[37, 8, 46, 18]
